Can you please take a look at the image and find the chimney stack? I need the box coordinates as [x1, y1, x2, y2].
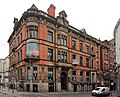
[47, 4, 56, 17]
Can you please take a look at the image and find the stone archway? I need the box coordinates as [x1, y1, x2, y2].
[60, 72, 68, 91]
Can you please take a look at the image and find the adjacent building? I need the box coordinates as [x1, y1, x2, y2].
[114, 18, 120, 96]
[108, 38, 116, 90]
[8, 4, 111, 92]
[3, 56, 9, 87]
[0, 56, 9, 88]
[0, 59, 4, 86]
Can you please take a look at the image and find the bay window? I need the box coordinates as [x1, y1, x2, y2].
[27, 26, 38, 38]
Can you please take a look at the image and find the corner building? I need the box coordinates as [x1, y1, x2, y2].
[8, 4, 110, 92]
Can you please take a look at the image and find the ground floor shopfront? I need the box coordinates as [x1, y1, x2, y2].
[9, 63, 97, 92]
[23, 82, 96, 92]
[9, 81, 96, 92]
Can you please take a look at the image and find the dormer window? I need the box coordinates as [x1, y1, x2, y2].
[27, 4, 38, 13]
[57, 10, 69, 26]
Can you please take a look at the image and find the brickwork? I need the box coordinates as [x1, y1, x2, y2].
[7, 4, 112, 92]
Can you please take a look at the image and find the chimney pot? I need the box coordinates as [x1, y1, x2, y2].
[47, 4, 56, 17]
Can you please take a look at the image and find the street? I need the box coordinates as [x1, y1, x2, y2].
[17, 92, 93, 97]
[0, 93, 15, 97]
[0, 91, 116, 97]
[17, 92, 116, 97]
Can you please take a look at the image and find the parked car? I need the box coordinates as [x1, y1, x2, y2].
[91, 87, 110, 96]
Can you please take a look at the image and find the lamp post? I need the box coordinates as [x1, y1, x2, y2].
[54, 26, 57, 92]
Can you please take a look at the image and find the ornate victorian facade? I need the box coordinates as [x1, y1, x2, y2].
[8, 4, 110, 92]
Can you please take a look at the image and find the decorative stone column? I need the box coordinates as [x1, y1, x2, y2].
[68, 68, 72, 91]
[57, 67, 61, 91]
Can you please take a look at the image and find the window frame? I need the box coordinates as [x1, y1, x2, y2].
[86, 58, 89, 67]
[27, 25, 38, 39]
[91, 59, 94, 68]
[33, 67, 38, 80]
[80, 71, 83, 81]
[58, 34, 61, 45]
[58, 50, 67, 62]
[80, 56, 83, 66]
[48, 48, 53, 61]
[86, 44, 89, 53]
[48, 31, 53, 42]
[72, 71, 76, 81]
[86, 71, 90, 81]
[58, 50, 61, 61]
[72, 40, 76, 49]
[48, 68, 53, 81]
[80, 42, 83, 52]
[58, 34, 67, 46]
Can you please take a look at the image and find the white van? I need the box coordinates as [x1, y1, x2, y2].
[91, 87, 110, 96]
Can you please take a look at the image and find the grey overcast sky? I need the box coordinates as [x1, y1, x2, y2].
[0, 0, 119, 58]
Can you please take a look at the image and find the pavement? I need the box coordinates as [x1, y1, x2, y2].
[0, 87, 117, 97]
[0, 88, 92, 97]
[0, 87, 34, 97]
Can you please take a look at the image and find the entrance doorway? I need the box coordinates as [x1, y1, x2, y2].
[61, 72, 68, 91]
[73, 84, 77, 92]
[48, 83, 54, 92]
[26, 84, 30, 91]
[33, 84, 38, 92]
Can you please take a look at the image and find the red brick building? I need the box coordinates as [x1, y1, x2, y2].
[108, 38, 116, 90]
[8, 4, 111, 92]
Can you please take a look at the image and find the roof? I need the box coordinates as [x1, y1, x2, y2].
[27, 4, 38, 12]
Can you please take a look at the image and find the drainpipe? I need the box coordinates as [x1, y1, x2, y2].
[54, 26, 57, 92]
